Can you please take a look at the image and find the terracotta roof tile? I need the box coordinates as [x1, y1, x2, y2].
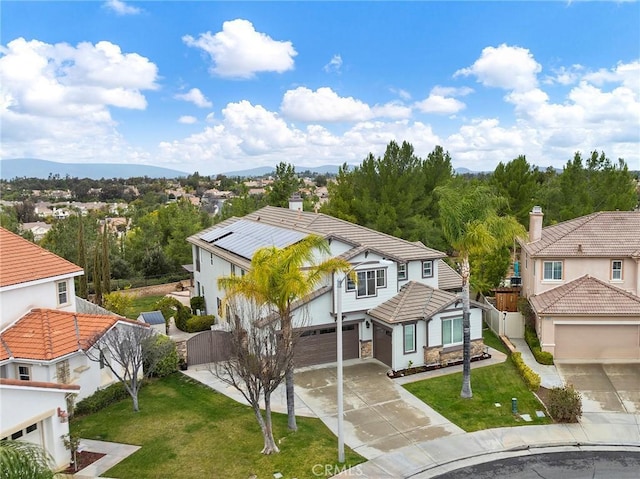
[522, 211, 640, 258]
[0, 309, 141, 361]
[529, 275, 640, 316]
[0, 227, 83, 288]
[0, 377, 80, 391]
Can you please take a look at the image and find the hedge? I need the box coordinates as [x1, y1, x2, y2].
[74, 381, 145, 417]
[511, 352, 541, 391]
[184, 314, 216, 333]
[525, 325, 555, 365]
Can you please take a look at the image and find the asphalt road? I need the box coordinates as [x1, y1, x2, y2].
[433, 450, 640, 479]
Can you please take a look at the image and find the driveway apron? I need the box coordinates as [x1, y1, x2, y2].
[294, 360, 464, 460]
[556, 363, 640, 414]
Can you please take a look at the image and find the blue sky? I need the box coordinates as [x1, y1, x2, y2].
[1, 1, 638, 175]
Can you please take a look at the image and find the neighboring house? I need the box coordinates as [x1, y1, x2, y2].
[138, 310, 167, 334]
[187, 204, 484, 372]
[20, 221, 52, 242]
[519, 207, 640, 361]
[0, 227, 146, 470]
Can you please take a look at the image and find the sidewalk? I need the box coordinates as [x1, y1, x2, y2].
[509, 338, 564, 388]
[70, 439, 140, 479]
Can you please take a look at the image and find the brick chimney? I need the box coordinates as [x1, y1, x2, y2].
[529, 206, 543, 242]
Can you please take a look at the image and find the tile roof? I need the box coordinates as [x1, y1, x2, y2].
[521, 211, 640, 258]
[0, 227, 83, 288]
[0, 377, 80, 391]
[368, 281, 460, 324]
[437, 259, 462, 291]
[189, 206, 446, 262]
[529, 275, 640, 316]
[0, 309, 140, 361]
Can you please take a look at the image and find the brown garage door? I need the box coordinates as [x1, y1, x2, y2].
[555, 324, 640, 361]
[374, 323, 393, 367]
[294, 323, 359, 367]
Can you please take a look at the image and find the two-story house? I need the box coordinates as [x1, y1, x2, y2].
[0, 227, 145, 470]
[188, 205, 485, 372]
[519, 207, 640, 361]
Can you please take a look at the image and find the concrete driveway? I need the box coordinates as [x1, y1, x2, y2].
[294, 360, 464, 460]
[556, 363, 640, 414]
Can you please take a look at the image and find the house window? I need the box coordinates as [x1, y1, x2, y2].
[612, 260, 622, 280]
[346, 269, 386, 297]
[422, 260, 433, 278]
[403, 323, 416, 354]
[231, 264, 236, 276]
[543, 261, 562, 280]
[398, 263, 407, 280]
[26, 424, 38, 434]
[195, 247, 201, 272]
[11, 431, 23, 440]
[56, 280, 69, 305]
[17, 365, 31, 381]
[442, 318, 463, 346]
[376, 269, 386, 288]
[210, 252, 214, 266]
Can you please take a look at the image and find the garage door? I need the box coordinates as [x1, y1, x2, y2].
[555, 324, 640, 361]
[374, 324, 393, 367]
[295, 323, 359, 367]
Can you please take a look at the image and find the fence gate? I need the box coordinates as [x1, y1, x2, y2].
[186, 330, 233, 366]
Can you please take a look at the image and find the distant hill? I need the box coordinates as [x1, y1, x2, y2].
[221, 164, 350, 177]
[0, 159, 189, 180]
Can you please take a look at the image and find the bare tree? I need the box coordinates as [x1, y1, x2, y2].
[212, 299, 293, 454]
[82, 323, 173, 412]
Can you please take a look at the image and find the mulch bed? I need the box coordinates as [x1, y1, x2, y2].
[61, 451, 106, 474]
[388, 352, 493, 379]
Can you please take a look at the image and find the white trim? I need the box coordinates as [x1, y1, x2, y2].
[0, 409, 55, 438]
[0, 271, 83, 293]
[554, 320, 640, 325]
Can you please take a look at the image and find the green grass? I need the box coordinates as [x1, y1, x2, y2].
[482, 326, 510, 355]
[404, 357, 551, 432]
[124, 294, 166, 320]
[71, 374, 365, 478]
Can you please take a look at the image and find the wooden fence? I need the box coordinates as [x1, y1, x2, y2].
[186, 330, 233, 366]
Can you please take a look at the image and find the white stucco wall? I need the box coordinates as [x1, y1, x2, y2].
[390, 321, 427, 371]
[0, 383, 76, 470]
[0, 275, 78, 330]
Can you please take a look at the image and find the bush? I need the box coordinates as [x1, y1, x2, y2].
[547, 385, 582, 422]
[146, 335, 179, 377]
[74, 381, 141, 417]
[184, 315, 216, 333]
[511, 352, 541, 391]
[174, 303, 192, 331]
[525, 325, 554, 365]
[190, 296, 206, 315]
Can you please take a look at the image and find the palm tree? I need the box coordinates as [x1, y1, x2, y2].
[219, 234, 351, 431]
[0, 440, 55, 479]
[437, 182, 526, 398]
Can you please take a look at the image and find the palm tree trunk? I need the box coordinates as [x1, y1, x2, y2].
[460, 256, 473, 399]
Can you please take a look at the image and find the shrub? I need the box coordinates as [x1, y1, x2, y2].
[525, 325, 554, 365]
[190, 296, 206, 315]
[145, 335, 179, 377]
[511, 352, 541, 391]
[184, 314, 216, 333]
[518, 298, 536, 329]
[174, 303, 192, 331]
[74, 381, 140, 417]
[547, 385, 582, 422]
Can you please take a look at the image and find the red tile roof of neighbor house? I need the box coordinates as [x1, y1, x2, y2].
[0, 309, 142, 362]
[0, 227, 83, 288]
[523, 211, 640, 258]
[529, 275, 640, 316]
[0, 377, 80, 391]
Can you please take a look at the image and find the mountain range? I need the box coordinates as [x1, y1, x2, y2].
[0, 158, 474, 181]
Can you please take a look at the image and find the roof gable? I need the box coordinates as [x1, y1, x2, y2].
[0, 227, 83, 288]
[523, 211, 640, 258]
[0, 309, 140, 361]
[529, 275, 640, 316]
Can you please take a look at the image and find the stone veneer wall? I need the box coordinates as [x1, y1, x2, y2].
[423, 339, 485, 366]
[360, 339, 372, 359]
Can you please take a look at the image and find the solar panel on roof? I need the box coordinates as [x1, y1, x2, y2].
[201, 219, 306, 259]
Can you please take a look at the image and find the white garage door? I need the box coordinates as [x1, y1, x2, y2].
[555, 324, 640, 361]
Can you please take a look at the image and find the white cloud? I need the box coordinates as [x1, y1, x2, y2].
[103, 0, 142, 16]
[183, 19, 297, 79]
[178, 115, 197, 124]
[174, 88, 212, 108]
[543, 64, 584, 85]
[0, 37, 158, 162]
[455, 44, 541, 92]
[414, 86, 472, 114]
[323, 54, 342, 73]
[391, 88, 412, 101]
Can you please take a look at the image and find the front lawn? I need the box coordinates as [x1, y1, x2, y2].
[124, 294, 165, 320]
[404, 357, 551, 432]
[482, 326, 510, 355]
[71, 373, 365, 478]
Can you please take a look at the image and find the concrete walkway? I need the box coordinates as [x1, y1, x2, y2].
[510, 338, 564, 388]
[70, 439, 140, 479]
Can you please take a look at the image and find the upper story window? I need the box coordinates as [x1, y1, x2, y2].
[422, 260, 433, 278]
[17, 365, 31, 381]
[210, 252, 214, 265]
[195, 247, 201, 272]
[56, 280, 69, 306]
[611, 260, 622, 280]
[397, 263, 407, 281]
[231, 264, 237, 276]
[346, 269, 387, 298]
[543, 261, 562, 281]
